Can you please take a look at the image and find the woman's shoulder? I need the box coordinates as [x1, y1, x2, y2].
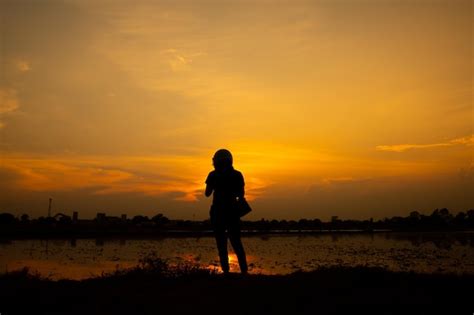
[205, 170, 216, 183]
[232, 169, 244, 178]
[208, 170, 216, 176]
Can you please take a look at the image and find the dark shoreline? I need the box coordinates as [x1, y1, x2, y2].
[1, 264, 472, 315]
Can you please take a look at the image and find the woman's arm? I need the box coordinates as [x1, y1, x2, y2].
[237, 172, 245, 198]
[205, 184, 213, 197]
[205, 172, 214, 197]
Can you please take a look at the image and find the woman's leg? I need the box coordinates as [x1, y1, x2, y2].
[228, 220, 248, 273]
[214, 224, 229, 273]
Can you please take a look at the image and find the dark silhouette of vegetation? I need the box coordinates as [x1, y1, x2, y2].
[1, 208, 473, 238]
[0, 212, 16, 225]
[0, 252, 472, 315]
[151, 213, 170, 226]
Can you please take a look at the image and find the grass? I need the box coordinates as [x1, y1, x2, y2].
[0, 253, 472, 315]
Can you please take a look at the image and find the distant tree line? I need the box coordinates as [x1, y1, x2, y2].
[0, 208, 473, 236]
[239, 208, 474, 232]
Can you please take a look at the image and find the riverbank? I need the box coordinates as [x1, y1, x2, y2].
[0, 258, 472, 315]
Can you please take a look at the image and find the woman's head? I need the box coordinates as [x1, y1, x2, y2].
[213, 149, 233, 170]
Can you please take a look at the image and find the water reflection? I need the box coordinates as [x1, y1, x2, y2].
[0, 232, 473, 280]
[383, 232, 474, 249]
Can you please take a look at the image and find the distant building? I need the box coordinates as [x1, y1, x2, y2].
[72, 211, 78, 222]
[96, 212, 106, 223]
[96, 212, 125, 224]
[53, 212, 71, 223]
[105, 216, 122, 224]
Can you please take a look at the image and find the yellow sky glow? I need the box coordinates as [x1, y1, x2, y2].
[0, 0, 472, 219]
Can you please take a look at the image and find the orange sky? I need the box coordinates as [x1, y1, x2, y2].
[0, 0, 472, 220]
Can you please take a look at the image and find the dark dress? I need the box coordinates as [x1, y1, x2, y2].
[205, 167, 248, 273]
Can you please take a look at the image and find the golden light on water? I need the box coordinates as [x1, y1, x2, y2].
[5, 259, 138, 281]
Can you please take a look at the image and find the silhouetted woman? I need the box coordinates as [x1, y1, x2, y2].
[205, 149, 248, 274]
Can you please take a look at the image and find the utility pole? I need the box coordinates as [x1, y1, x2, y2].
[48, 198, 52, 217]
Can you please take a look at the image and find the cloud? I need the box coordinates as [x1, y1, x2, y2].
[0, 154, 208, 203]
[161, 49, 206, 72]
[376, 135, 474, 152]
[16, 60, 31, 72]
[451, 135, 474, 145]
[0, 88, 20, 128]
[0, 88, 19, 114]
[0, 151, 273, 205]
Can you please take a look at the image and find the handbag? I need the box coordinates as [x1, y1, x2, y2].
[236, 197, 252, 217]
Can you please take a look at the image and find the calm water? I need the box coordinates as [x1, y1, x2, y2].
[1, 232, 473, 280]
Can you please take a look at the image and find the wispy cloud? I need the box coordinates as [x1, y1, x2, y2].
[0, 88, 20, 129]
[0, 154, 206, 202]
[0, 152, 271, 203]
[161, 49, 206, 72]
[376, 135, 474, 152]
[16, 60, 31, 72]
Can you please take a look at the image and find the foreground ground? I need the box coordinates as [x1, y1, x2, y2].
[0, 259, 472, 315]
